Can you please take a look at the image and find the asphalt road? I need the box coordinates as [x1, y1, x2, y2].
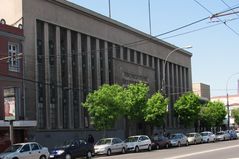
[94, 140, 239, 159]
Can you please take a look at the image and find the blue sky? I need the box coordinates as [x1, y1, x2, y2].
[68, 0, 239, 97]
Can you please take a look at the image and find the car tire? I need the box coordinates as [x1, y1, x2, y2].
[156, 144, 160, 150]
[39, 155, 46, 159]
[178, 142, 181, 147]
[65, 154, 72, 159]
[207, 139, 209, 143]
[194, 140, 197, 145]
[148, 144, 152, 151]
[165, 143, 169, 149]
[186, 141, 189, 146]
[13, 157, 18, 159]
[107, 149, 111, 156]
[122, 147, 126, 154]
[86, 151, 92, 159]
[135, 146, 139, 153]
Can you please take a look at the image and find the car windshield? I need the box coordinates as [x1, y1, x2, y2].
[125, 137, 138, 142]
[56, 140, 73, 148]
[170, 134, 179, 139]
[96, 139, 112, 145]
[187, 134, 195, 137]
[4, 144, 22, 153]
[201, 133, 208, 136]
[216, 132, 224, 135]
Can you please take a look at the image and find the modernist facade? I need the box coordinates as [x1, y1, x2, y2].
[0, 0, 192, 147]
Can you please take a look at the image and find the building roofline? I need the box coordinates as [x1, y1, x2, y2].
[50, 0, 192, 57]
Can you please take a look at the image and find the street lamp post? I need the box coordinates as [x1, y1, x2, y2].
[161, 45, 192, 95]
[226, 72, 239, 129]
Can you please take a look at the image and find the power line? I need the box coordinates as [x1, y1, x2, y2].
[194, 0, 239, 37]
[220, 0, 239, 18]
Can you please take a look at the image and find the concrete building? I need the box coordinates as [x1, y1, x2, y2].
[0, 0, 192, 147]
[193, 83, 210, 101]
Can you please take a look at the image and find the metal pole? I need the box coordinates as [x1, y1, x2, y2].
[225, 72, 239, 129]
[108, 0, 111, 18]
[9, 120, 14, 145]
[227, 93, 229, 129]
[148, 0, 152, 35]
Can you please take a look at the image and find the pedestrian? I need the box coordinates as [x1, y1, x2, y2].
[87, 134, 94, 145]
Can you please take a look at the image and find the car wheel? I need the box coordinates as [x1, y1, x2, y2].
[39, 155, 46, 159]
[194, 140, 197, 145]
[13, 157, 18, 159]
[165, 143, 169, 149]
[207, 139, 209, 143]
[156, 144, 160, 150]
[178, 142, 181, 147]
[148, 144, 152, 151]
[122, 147, 126, 154]
[107, 149, 111, 156]
[186, 141, 189, 146]
[65, 154, 71, 159]
[135, 146, 139, 153]
[86, 151, 92, 159]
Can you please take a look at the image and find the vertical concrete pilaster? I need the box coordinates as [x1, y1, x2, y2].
[43, 22, 50, 129]
[87, 36, 92, 91]
[104, 41, 109, 83]
[67, 30, 73, 128]
[55, 26, 63, 129]
[77, 33, 84, 128]
[96, 39, 101, 88]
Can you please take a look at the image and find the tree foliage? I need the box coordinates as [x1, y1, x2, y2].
[143, 92, 168, 126]
[231, 108, 239, 125]
[83, 84, 125, 131]
[200, 101, 227, 127]
[123, 82, 149, 121]
[174, 92, 201, 126]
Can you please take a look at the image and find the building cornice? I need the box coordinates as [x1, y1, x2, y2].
[48, 0, 192, 57]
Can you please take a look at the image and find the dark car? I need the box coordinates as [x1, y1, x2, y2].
[151, 135, 170, 150]
[49, 139, 94, 159]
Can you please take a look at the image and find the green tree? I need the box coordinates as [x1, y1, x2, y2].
[231, 108, 239, 125]
[200, 101, 227, 128]
[143, 92, 168, 133]
[83, 84, 125, 131]
[174, 92, 201, 127]
[123, 82, 149, 120]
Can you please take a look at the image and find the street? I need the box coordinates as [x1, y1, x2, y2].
[94, 140, 239, 159]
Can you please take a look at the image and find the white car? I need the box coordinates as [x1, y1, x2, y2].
[94, 138, 126, 156]
[186, 132, 203, 144]
[235, 130, 239, 138]
[124, 135, 151, 152]
[201, 131, 216, 143]
[0, 142, 49, 159]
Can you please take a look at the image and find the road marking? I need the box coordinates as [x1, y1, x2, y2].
[164, 144, 239, 159]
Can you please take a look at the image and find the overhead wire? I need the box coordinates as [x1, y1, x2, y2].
[194, 0, 239, 37]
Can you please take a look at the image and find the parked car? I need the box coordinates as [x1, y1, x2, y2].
[215, 131, 230, 141]
[49, 139, 94, 159]
[186, 132, 203, 145]
[151, 135, 170, 149]
[235, 130, 239, 138]
[124, 135, 152, 152]
[94, 138, 126, 156]
[200, 131, 216, 143]
[0, 142, 49, 159]
[226, 130, 237, 140]
[169, 133, 189, 147]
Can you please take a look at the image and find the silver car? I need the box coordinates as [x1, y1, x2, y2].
[216, 131, 230, 141]
[94, 138, 126, 156]
[124, 135, 152, 152]
[169, 133, 189, 147]
[201, 131, 216, 143]
[187, 132, 203, 144]
[0, 142, 49, 159]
